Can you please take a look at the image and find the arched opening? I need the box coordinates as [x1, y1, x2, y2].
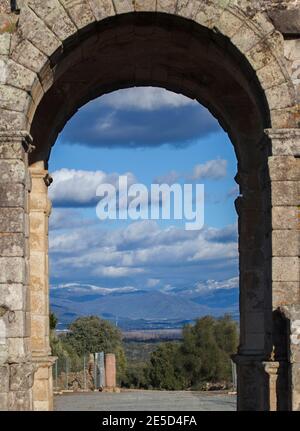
[1, 3, 298, 411]
[26, 12, 274, 411]
[47, 85, 240, 410]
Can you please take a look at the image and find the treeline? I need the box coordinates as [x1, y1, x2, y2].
[121, 315, 238, 390]
[50, 314, 238, 390]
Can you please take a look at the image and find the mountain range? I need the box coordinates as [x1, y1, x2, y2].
[50, 282, 239, 330]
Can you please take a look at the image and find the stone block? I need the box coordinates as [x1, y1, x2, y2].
[272, 257, 299, 282]
[27, 0, 77, 41]
[0, 141, 26, 160]
[157, 0, 176, 14]
[10, 363, 34, 392]
[113, 0, 134, 14]
[176, 0, 200, 20]
[7, 337, 27, 360]
[0, 366, 9, 393]
[215, 9, 244, 38]
[0, 84, 29, 113]
[11, 40, 48, 74]
[135, 0, 156, 11]
[0, 208, 24, 233]
[5, 60, 38, 93]
[272, 206, 298, 229]
[0, 392, 8, 411]
[266, 83, 294, 111]
[30, 291, 46, 315]
[268, 156, 300, 181]
[17, 6, 62, 58]
[0, 160, 26, 184]
[268, 10, 300, 35]
[8, 390, 32, 411]
[271, 181, 299, 206]
[0, 233, 24, 257]
[6, 310, 26, 339]
[273, 282, 300, 307]
[59, 0, 95, 29]
[33, 379, 49, 402]
[272, 230, 299, 257]
[0, 257, 25, 284]
[0, 33, 10, 56]
[0, 284, 26, 311]
[0, 109, 28, 131]
[88, 0, 115, 21]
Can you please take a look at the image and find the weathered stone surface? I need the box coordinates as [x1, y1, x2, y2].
[16, 6, 62, 58]
[0, 284, 26, 311]
[88, 0, 115, 20]
[0, 257, 25, 283]
[269, 9, 300, 35]
[11, 40, 48, 74]
[272, 230, 299, 256]
[273, 282, 300, 306]
[0, 366, 9, 393]
[0, 160, 26, 184]
[0, 85, 29, 112]
[113, 0, 134, 14]
[0, 233, 24, 257]
[0, 33, 10, 56]
[266, 129, 300, 156]
[268, 156, 300, 180]
[157, 0, 176, 14]
[272, 257, 299, 282]
[8, 389, 32, 411]
[0, 208, 24, 233]
[59, 0, 96, 29]
[10, 363, 34, 392]
[135, 0, 156, 11]
[4, 60, 38, 93]
[0, 183, 25, 208]
[271, 181, 299, 206]
[272, 206, 299, 229]
[27, 0, 77, 41]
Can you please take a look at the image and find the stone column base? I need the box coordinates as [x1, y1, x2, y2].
[32, 356, 56, 411]
[233, 354, 290, 410]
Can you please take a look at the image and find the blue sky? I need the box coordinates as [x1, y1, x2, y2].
[48, 87, 239, 295]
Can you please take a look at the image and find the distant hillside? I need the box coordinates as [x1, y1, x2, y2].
[50, 283, 238, 329]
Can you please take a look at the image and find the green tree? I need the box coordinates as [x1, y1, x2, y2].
[49, 311, 58, 330]
[148, 342, 187, 390]
[65, 316, 126, 380]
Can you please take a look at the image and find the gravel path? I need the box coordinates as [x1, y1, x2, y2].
[54, 390, 236, 411]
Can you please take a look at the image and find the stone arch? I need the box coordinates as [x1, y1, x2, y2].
[0, 1, 299, 411]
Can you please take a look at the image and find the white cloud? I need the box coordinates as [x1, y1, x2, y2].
[154, 160, 227, 185]
[99, 87, 196, 111]
[188, 159, 227, 180]
[49, 168, 136, 207]
[194, 277, 239, 293]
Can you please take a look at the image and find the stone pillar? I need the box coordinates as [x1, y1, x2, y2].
[0, 131, 35, 410]
[266, 128, 300, 410]
[29, 161, 55, 411]
[105, 353, 116, 389]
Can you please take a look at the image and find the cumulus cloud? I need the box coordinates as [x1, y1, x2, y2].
[194, 277, 239, 293]
[154, 159, 227, 184]
[49, 219, 238, 290]
[98, 87, 196, 111]
[60, 87, 220, 149]
[49, 168, 136, 207]
[187, 159, 227, 181]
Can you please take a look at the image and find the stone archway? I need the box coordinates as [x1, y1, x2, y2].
[0, 1, 299, 411]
